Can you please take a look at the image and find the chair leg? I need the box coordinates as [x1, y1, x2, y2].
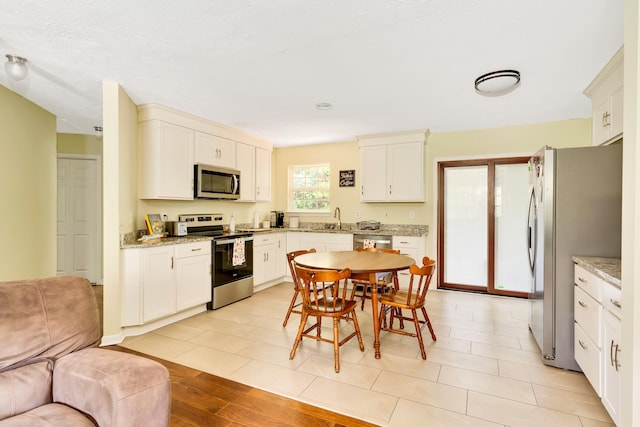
[360, 286, 368, 310]
[411, 309, 427, 360]
[290, 312, 308, 360]
[282, 288, 300, 327]
[422, 307, 437, 341]
[333, 317, 341, 373]
[350, 311, 365, 351]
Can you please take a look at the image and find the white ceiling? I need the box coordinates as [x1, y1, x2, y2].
[0, 1, 624, 147]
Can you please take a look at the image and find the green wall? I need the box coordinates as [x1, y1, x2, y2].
[57, 132, 102, 155]
[0, 84, 57, 280]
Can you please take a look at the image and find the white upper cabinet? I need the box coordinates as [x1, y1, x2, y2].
[236, 142, 256, 202]
[195, 132, 236, 169]
[255, 147, 272, 202]
[359, 130, 428, 202]
[138, 120, 195, 200]
[584, 47, 623, 146]
[137, 103, 273, 201]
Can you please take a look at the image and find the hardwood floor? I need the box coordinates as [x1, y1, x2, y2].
[109, 346, 379, 427]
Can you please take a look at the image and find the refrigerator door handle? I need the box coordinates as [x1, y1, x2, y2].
[526, 188, 536, 274]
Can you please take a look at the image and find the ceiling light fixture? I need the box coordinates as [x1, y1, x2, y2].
[474, 69, 520, 96]
[315, 102, 333, 110]
[5, 54, 29, 81]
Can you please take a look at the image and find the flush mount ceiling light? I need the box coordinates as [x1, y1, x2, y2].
[474, 69, 520, 96]
[315, 102, 333, 110]
[5, 54, 29, 81]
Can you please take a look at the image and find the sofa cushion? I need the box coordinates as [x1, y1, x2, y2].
[0, 276, 100, 370]
[0, 361, 53, 421]
[0, 403, 96, 427]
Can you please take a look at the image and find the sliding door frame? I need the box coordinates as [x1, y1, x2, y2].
[437, 156, 530, 297]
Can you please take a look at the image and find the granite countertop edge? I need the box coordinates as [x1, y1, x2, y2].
[121, 225, 428, 248]
[572, 256, 621, 288]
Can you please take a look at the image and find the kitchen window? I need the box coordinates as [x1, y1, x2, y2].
[288, 164, 330, 213]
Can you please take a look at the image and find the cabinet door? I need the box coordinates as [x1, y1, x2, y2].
[388, 142, 424, 201]
[253, 244, 276, 285]
[142, 246, 176, 322]
[275, 234, 287, 278]
[360, 145, 388, 201]
[236, 143, 256, 201]
[609, 85, 624, 140]
[140, 121, 194, 200]
[176, 253, 211, 310]
[592, 99, 610, 146]
[602, 310, 621, 425]
[255, 148, 272, 202]
[195, 132, 236, 168]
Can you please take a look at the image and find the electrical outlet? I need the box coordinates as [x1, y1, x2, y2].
[160, 212, 168, 221]
[408, 211, 416, 219]
[355, 210, 361, 219]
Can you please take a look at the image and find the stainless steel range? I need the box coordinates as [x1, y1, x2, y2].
[179, 214, 254, 310]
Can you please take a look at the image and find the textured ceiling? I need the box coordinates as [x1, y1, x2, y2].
[0, 1, 624, 147]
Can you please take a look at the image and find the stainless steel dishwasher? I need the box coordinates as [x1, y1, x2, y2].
[352, 234, 393, 250]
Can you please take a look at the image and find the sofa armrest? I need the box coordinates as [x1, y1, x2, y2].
[52, 347, 170, 427]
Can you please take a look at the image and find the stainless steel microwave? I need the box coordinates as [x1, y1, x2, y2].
[194, 164, 240, 199]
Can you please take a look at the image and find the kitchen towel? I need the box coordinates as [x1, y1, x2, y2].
[363, 239, 375, 249]
[232, 238, 246, 266]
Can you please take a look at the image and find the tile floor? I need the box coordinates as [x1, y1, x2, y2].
[119, 283, 614, 427]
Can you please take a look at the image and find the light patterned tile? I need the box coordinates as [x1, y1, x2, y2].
[237, 341, 313, 369]
[438, 365, 536, 405]
[359, 351, 441, 381]
[578, 417, 616, 427]
[472, 342, 544, 367]
[498, 360, 597, 395]
[227, 359, 316, 397]
[532, 384, 613, 423]
[301, 377, 397, 426]
[172, 345, 251, 377]
[426, 348, 499, 375]
[389, 399, 503, 427]
[189, 330, 254, 353]
[467, 391, 583, 427]
[450, 328, 522, 349]
[372, 370, 467, 413]
[118, 334, 197, 360]
[297, 355, 381, 388]
[153, 322, 207, 341]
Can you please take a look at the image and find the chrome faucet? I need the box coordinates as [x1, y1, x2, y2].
[334, 207, 341, 230]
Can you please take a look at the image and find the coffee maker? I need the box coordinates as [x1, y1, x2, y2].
[270, 211, 285, 228]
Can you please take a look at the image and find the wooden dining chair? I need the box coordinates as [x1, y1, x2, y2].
[283, 248, 317, 327]
[350, 247, 400, 310]
[378, 256, 436, 359]
[289, 266, 365, 373]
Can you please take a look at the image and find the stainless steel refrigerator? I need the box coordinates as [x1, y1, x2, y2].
[527, 144, 622, 371]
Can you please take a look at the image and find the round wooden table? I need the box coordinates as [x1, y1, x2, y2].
[294, 250, 415, 359]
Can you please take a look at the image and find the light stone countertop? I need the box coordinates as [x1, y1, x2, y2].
[572, 256, 621, 288]
[121, 235, 212, 249]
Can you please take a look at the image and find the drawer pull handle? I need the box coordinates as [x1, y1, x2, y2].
[191, 248, 202, 252]
[578, 277, 586, 283]
[578, 340, 587, 350]
[610, 299, 621, 309]
[578, 300, 587, 308]
[610, 340, 615, 367]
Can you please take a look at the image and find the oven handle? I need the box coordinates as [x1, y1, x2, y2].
[215, 236, 254, 245]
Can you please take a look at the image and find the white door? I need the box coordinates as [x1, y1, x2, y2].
[57, 157, 99, 282]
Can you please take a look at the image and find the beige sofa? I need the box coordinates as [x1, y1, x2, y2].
[0, 276, 171, 426]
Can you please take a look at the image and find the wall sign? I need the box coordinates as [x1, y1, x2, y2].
[339, 170, 355, 187]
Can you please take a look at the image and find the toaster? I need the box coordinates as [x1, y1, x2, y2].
[165, 221, 188, 237]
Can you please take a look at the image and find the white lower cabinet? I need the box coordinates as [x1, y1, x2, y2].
[253, 233, 286, 287]
[574, 264, 621, 425]
[602, 285, 622, 425]
[299, 232, 352, 252]
[121, 241, 211, 326]
[392, 236, 425, 288]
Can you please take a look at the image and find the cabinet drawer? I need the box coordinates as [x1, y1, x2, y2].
[574, 285, 602, 345]
[175, 241, 211, 258]
[575, 323, 602, 396]
[574, 265, 603, 302]
[253, 233, 281, 247]
[602, 282, 622, 320]
[392, 236, 419, 249]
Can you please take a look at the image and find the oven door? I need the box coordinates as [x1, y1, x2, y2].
[213, 236, 254, 287]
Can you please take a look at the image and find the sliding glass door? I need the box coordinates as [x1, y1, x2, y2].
[438, 157, 530, 297]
